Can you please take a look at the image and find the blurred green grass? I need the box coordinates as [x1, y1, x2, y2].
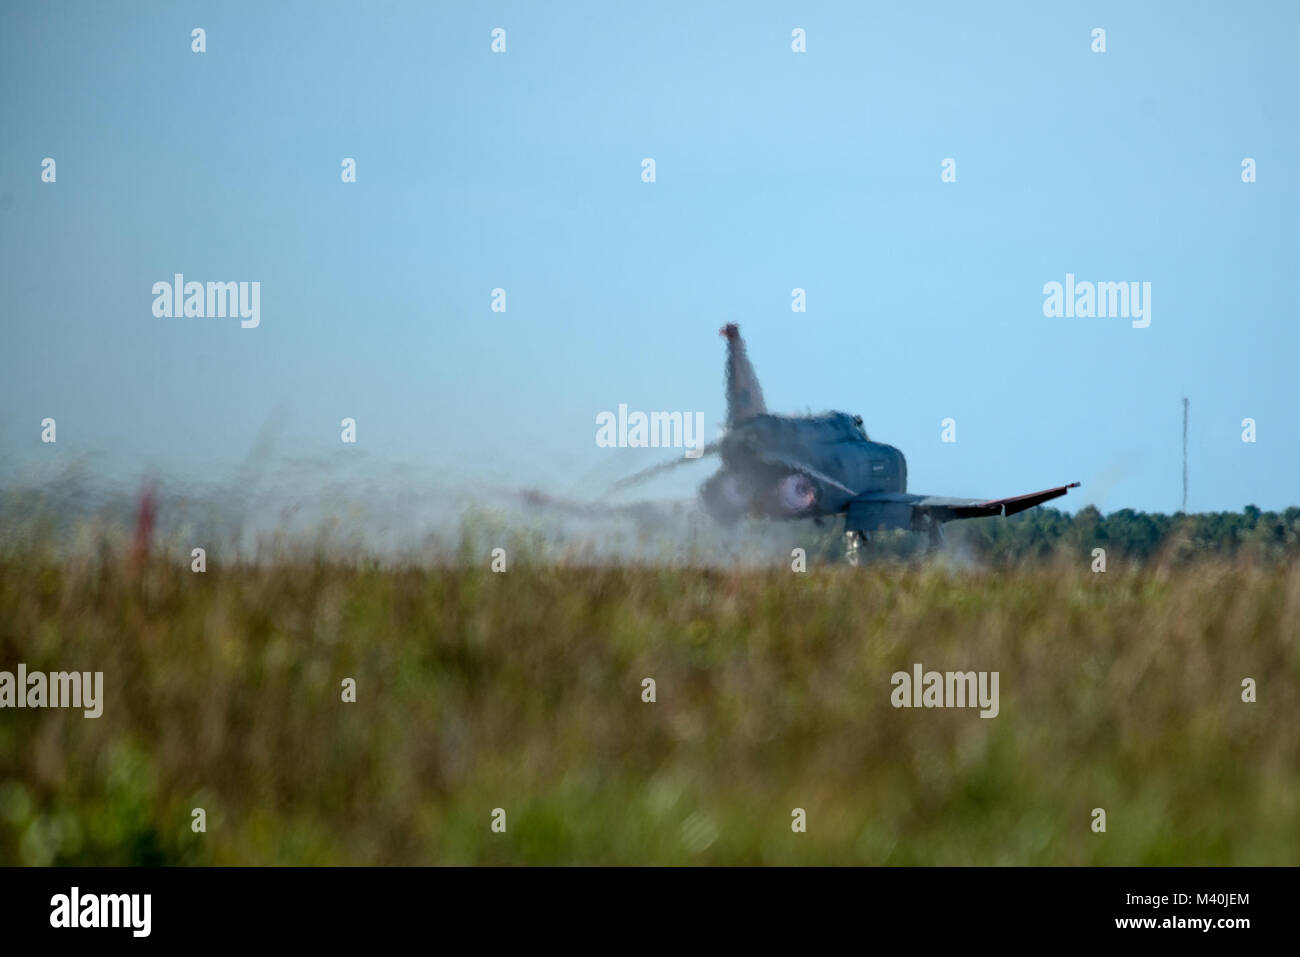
[1, 551, 1297, 864]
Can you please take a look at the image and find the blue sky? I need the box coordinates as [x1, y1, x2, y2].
[2, 0, 1297, 517]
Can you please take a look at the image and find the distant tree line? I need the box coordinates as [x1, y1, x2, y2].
[947, 504, 1300, 566]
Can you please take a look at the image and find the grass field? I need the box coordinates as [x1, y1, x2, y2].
[1, 548, 1297, 865]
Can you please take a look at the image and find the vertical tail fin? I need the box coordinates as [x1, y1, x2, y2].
[719, 323, 766, 427]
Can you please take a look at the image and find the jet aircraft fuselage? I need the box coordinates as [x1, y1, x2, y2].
[692, 324, 1078, 541]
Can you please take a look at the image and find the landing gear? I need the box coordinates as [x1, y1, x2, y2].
[926, 517, 945, 553]
[845, 529, 870, 566]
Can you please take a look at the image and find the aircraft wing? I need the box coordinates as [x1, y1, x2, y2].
[845, 483, 1080, 532]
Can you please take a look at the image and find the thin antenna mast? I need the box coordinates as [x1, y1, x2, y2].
[1182, 397, 1189, 512]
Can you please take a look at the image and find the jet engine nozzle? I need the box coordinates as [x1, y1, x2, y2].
[700, 471, 753, 524]
[775, 473, 818, 515]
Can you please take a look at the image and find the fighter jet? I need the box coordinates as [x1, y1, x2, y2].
[615, 323, 1078, 556]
